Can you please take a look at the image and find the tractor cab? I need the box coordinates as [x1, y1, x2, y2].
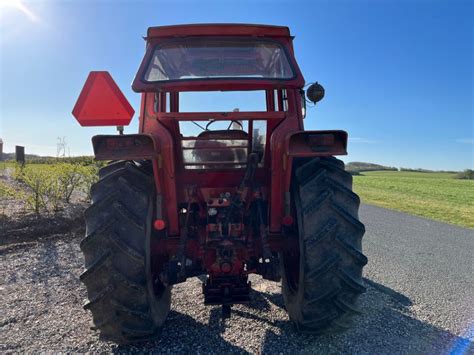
[130, 25, 305, 176]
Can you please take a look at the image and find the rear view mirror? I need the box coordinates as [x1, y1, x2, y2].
[306, 82, 325, 104]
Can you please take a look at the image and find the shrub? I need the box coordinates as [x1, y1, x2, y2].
[455, 169, 474, 180]
[0, 181, 18, 199]
[20, 166, 50, 214]
[0, 181, 21, 217]
[13, 162, 26, 182]
[53, 163, 85, 203]
[4, 159, 107, 216]
[80, 165, 99, 202]
[10, 162, 101, 215]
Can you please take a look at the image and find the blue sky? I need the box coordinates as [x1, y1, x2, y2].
[0, 0, 472, 170]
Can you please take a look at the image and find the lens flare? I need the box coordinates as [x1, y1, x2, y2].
[0, 0, 39, 22]
[448, 320, 473, 355]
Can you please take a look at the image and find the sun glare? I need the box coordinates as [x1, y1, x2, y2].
[0, 0, 39, 22]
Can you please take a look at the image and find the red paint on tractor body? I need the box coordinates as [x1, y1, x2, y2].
[73, 24, 349, 310]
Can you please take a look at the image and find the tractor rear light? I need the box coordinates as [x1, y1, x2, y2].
[282, 215, 294, 226]
[220, 262, 233, 273]
[286, 130, 348, 157]
[153, 219, 166, 231]
[307, 134, 334, 148]
[92, 134, 158, 160]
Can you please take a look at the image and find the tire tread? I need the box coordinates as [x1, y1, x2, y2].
[282, 157, 367, 334]
[80, 160, 170, 344]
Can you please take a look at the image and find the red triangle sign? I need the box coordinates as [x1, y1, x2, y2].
[72, 71, 135, 126]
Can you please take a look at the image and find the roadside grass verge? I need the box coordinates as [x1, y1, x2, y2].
[353, 171, 474, 228]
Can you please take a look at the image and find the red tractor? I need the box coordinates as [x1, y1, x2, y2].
[73, 24, 367, 344]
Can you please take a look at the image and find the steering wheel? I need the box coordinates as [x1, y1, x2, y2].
[205, 120, 244, 131]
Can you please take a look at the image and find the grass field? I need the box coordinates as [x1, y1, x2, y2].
[353, 171, 474, 228]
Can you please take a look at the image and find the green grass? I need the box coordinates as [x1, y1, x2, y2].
[353, 171, 474, 228]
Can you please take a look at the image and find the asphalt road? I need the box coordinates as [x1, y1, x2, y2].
[360, 204, 474, 354]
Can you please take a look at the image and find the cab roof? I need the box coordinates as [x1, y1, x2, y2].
[146, 23, 292, 39]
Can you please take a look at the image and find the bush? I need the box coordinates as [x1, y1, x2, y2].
[346, 162, 398, 173]
[13, 162, 26, 181]
[455, 169, 474, 180]
[0, 181, 20, 199]
[0, 181, 26, 217]
[11, 162, 101, 215]
[80, 165, 99, 201]
[19, 166, 51, 214]
[54, 164, 85, 203]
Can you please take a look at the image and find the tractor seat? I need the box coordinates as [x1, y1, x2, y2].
[193, 130, 249, 164]
[196, 129, 249, 141]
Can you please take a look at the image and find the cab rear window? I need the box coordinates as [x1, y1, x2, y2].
[144, 38, 295, 82]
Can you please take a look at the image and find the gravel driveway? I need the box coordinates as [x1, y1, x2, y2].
[1, 206, 472, 353]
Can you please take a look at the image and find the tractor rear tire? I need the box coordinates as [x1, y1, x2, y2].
[80, 160, 171, 343]
[281, 157, 367, 333]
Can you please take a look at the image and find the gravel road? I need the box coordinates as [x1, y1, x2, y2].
[1, 204, 473, 353]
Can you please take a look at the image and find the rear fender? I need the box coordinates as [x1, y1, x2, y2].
[281, 130, 348, 220]
[285, 130, 347, 158]
[92, 134, 159, 160]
